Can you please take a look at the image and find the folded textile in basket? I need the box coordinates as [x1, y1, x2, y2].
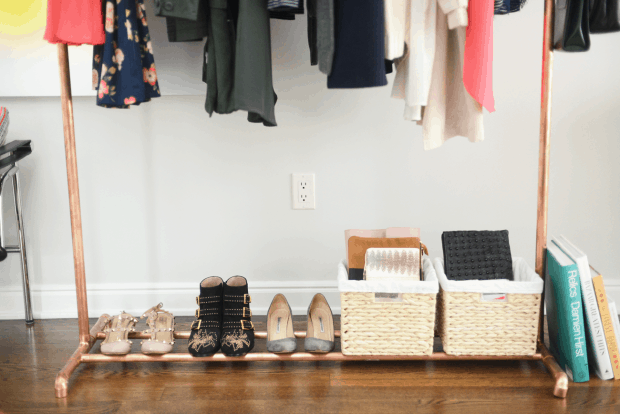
[364, 248, 421, 281]
[441, 230, 513, 281]
[338, 257, 439, 294]
[348, 236, 420, 281]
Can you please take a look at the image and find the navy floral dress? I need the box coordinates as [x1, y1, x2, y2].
[93, 0, 161, 108]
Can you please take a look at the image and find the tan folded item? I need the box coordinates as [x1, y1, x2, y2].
[344, 228, 420, 262]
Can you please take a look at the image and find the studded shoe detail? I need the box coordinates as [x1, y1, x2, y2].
[100, 312, 138, 355]
[221, 276, 254, 356]
[188, 276, 224, 357]
[140, 303, 175, 355]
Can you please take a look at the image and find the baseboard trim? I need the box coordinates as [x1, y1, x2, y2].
[3, 279, 620, 321]
[0, 280, 341, 320]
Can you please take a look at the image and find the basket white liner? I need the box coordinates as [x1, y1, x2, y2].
[338, 256, 439, 294]
[433, 257, 543, 294]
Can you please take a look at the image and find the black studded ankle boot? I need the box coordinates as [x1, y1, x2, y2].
[188, 276, 223, 357]
[221, 276, 254, 356]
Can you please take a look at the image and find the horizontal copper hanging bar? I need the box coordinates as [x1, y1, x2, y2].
[81, 351, 543, 363]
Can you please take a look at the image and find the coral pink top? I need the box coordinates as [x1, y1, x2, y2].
[44, 0, 105, 45]
[463, 0, 495, 113]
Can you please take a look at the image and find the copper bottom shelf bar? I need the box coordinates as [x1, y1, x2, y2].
[96, 330, 341, 340]
[81, 351, 543, 363]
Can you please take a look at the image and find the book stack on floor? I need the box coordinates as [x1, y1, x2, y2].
[546, 235, 620, 383]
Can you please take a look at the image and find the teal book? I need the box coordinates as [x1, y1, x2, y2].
[546, 243, 590, 382]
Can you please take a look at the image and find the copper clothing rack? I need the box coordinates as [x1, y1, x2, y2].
[53, 0, 568, 399]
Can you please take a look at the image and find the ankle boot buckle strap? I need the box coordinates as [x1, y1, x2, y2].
[191, 320, 221, 330]
[223, 320, 254, 330]
[223, 307, 252, 317]
[223, 294, 252, 304]
[195, 309, 221, 318]
[196, 296, 221, 305]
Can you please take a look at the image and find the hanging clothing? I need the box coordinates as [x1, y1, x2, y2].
[463, 0, 495, 113]
[418, 7, 483, 150]
[233, 0, 278, 126]
[93, 0, 161, 108]
[165, 16, 208, 42]
[391, 0, 468, 122]
[153, 0, 209, 42]
[384, 0, 407, 60]
[327, 0, 388, 89]
[153, 0, 202, 19]
[268, 0, 301, 8]
[44, 0, 105, 45]
[204, 0, 237, 116]
[307, 0, 335, 75]
[269, 0, 304, 20]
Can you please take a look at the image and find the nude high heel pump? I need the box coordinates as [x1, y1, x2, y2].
[266, 294, 296, 353]
[305, 294, 335, 353]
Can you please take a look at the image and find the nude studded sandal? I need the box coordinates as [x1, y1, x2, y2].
[100, 312, 138, 355]
[140, 303, 175, 355]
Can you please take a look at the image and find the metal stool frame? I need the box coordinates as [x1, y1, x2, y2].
[0, 164, 33, 324]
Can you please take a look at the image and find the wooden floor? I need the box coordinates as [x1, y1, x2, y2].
[0, 316, 618, 414]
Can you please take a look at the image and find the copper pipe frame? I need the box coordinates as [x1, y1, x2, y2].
[533, 0, 568, 399]
[54, 0, 568, 399]
[535, 0, 556, 342]
[80, 351, 544, 363]
[539, 341, 569, 398]
[54, 43, 92, 398]
[95, 330, 342, 340]
[56, 44, 90, 343]
[55, 316, 109, 398]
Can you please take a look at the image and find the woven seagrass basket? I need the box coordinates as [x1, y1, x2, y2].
[338, 257, 439, 356]
[434, 257, 542, 356]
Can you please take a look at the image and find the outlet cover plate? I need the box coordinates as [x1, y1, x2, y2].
[292, 173, 315, 210]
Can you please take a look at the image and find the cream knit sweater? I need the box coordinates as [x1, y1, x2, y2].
[390, 0, 469, 122]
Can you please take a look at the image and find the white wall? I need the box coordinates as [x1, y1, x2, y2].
[2, 4, 620, 320]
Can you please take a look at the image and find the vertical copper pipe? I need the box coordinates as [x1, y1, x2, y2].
[57, 44, 90, 343]
[540, 342, 569, 398]
[536, 0, 555, 344]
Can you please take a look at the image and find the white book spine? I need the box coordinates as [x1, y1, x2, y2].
[609, 302, 620, 356]
[579, 260, 614, 380]
[553, 238, 614, 380]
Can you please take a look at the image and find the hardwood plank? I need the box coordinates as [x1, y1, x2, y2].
[0, 316, 618, 414]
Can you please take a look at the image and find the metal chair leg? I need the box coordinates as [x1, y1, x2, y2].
[12, 171, 34, 325]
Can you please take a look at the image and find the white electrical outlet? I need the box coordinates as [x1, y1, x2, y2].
[292, 173, 315, 210]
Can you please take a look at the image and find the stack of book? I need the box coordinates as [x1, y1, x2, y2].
[546, 235, 620, 382]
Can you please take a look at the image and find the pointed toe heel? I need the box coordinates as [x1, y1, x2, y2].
[304, 293, 335, 354]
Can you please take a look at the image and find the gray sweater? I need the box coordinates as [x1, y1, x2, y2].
[307, 0, 335, 75]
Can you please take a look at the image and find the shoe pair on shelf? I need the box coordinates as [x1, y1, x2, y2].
[188, 276, 254, 357]
[266, 293, 335, 354]
[100, 303, 175, 356]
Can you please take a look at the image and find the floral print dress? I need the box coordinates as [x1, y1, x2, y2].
[93, 0, 161, 108]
